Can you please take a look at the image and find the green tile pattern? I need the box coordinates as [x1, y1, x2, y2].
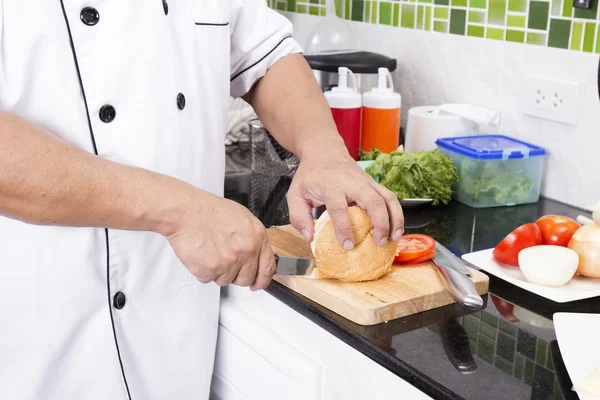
[527, 31, 547, 45]
[506, 29, 526, 42]
[380, 1, 393, 25]
[508, 0, 527, 12]
[488, 0, 507, 25]
[433, 310, 564, 398]
[402, 4, 417, 28]
[548, 18, 572, 48]
[583, 22, 596, 51]
[468, 24, 486, 36]
[271, 0, 600, 54]
[434, 20, 450, 31]
[571, 20, 583, 49]
[529, 1, 550, 30]
[508, 15, 527, 28]
[450, 9, 467, 34]
[469, 10, 486, 23]
[487, 27, 505, 39]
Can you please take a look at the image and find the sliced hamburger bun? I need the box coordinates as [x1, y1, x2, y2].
[310, 206, 398, 282]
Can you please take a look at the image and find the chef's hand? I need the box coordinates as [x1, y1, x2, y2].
[287, 151, 404, 249]
[166, 195, 275, 291]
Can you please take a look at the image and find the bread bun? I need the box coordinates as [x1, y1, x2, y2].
[310, 206, 398, 282]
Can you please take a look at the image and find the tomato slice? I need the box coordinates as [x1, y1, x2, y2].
[492, 223, 542, 266]
[395, 234, 436, 262]
[535, 215, 581, 247]
[397, 251, 437, 265]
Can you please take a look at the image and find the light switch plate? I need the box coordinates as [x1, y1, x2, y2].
[521, 75, 581, 126]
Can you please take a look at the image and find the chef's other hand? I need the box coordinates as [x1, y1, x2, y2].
[287, 151, 404, 250]
[166, 195, 275, 291]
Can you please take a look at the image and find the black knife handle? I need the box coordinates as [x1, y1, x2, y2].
[439, 318, 477, 374]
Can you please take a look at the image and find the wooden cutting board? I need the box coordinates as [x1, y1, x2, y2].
[267, 225, 489, 326]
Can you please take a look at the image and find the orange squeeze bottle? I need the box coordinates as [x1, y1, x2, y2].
[361, 68, 401, 154]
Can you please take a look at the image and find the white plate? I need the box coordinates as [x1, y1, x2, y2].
[400, 198, 434, 208]
[554, 312, 600, 400]
[462, 248, 600, 303]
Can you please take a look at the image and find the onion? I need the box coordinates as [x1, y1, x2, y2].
[568, 224, 600, 278]
[518, 245, 579, 287]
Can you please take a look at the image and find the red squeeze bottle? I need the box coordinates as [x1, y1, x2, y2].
[324, 67, 362, 160]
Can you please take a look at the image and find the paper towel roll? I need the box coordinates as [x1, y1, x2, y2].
[404, 106, 474, 153]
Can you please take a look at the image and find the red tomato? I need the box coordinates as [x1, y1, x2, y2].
[395, 234, 436, 263]
[397, 251, 437, 265]
[492, 223, 542, 266]
[535, 215, 581, 247]
[490, 295, 519, 323]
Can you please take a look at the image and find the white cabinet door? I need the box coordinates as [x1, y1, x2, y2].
[212, 300, 322, 400]
[212, 287, 434, 400]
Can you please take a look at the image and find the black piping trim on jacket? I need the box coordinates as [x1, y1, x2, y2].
[230, 35, 292, 82]
[58, 2, 132, 399]
[195, 22, 230, 26]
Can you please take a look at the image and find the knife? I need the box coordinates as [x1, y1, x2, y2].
[274, 255, 316, 276]
[432, 242, 484, 310]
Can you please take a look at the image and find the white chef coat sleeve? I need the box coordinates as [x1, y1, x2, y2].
[229, 1, 303, 98]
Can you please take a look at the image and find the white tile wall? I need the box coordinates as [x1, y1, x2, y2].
[284, 12, 599, 210]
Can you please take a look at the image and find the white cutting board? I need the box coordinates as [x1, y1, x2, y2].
[462, 248, 600, 303]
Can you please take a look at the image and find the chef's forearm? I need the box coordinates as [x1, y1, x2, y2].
[243, 53, 349, 160]
[0, 111, 197, 236]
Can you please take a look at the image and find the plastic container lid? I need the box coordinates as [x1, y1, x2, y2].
[324, 67, 362, 109]
[435, 134, 546, 160]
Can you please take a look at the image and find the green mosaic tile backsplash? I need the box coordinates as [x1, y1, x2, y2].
[267, 0, 600, 53]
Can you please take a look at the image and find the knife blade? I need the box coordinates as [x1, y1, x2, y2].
[274, 255, 316, 276]
[432, 243, 484, 310]
[433, 241, 471, 275]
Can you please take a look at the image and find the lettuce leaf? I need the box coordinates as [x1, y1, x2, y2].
[362, 148, 458, 206]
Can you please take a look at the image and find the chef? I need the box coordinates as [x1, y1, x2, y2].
[0, 1, 404, 399]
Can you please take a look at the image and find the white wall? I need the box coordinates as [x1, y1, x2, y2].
[284, 12, 599, 210]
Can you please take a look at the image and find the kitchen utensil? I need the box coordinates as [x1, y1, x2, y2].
[433, 241, 471, 275]
[463, 248, 600, 303]
[274, 255, 315, 276]
[438, 319, 477, 374]
[432, 243, 484, 310]
[304, 2, 397, 95]
[307, 52, 398, 93]
[305, 0, 358, 56]
[267, 224, 489, 325]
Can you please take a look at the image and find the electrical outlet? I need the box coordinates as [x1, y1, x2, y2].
[573, 0, 592, 9]
[521, 75, 581, 125]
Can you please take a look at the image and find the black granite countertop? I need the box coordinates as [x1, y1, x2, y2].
[224, 142, 595, 400]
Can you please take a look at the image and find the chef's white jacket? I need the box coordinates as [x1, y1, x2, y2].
[0, 1, 301, 399]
